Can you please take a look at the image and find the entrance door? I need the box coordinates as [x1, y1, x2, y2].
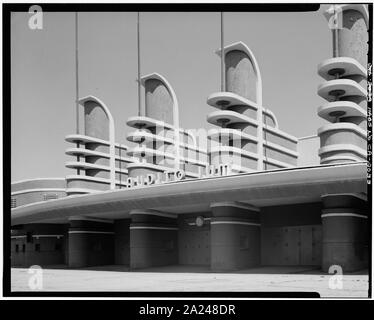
[262, 225, 321, 266]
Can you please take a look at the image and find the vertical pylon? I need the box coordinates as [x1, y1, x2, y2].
[317, 4, 368, 165]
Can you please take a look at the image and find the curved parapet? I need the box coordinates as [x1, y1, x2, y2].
[11, 178, 67, 209]
[317, 4, 368, 165]
[65, 96, 130, 194]
[318, 101, 367, 123]
[318, 57, 367, 80]
[318, 79, 366, 102]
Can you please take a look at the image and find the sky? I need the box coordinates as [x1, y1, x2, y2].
[11, 7, 332, 182]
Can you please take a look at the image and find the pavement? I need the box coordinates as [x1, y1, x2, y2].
[11, 265, 369, 298]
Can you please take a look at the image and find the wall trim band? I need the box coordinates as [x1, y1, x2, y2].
[211, 221, 261, 226]
[321, 213, 367, 219]
[129, 226, 178, 231]
[68, 231, 114, 234]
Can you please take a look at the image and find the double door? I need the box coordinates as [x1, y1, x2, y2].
[262, 225, 322, 266]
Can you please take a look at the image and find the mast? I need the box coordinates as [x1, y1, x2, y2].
[332, 5, 339, 58]
[75, 12, 80, 134]
[75, 12, 80, 175]
[137, 12, 142, 116]
[220, 12, 225, 92]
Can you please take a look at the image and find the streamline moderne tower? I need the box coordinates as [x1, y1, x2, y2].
[65, 96, 133, 194]
[317, 4, 368, 272]
[126, 72, 209, 182]
[207, 42, 299, 173]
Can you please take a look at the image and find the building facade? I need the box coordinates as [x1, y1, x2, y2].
[11, 5, 369, 273]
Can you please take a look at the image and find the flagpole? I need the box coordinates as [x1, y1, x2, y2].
[332, 5, 339, 59]
[220, 12, 225, 92]
[75, 12, 80, 134]
[75, 12, 80, 174]
[137, 12, 142, 116]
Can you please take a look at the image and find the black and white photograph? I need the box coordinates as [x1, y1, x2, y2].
[2, 1, 373, 304]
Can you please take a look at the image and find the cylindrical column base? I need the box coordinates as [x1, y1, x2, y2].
[321, 194, 368, 272]
[68, 218, 114, 268]
[210, 202, 261, 271]
[130, 210, 178, 269]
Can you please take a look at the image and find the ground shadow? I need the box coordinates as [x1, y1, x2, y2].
[14, 264, 368, 276]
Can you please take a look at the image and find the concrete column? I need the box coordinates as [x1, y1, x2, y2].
[225, 50, 257, 101]
[210, 202, 261, 271]
[130, 209, 178, 269]
[321, 194, 368, 272]
[317, 6, 368, 165]
[68, 218, 114, 268]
